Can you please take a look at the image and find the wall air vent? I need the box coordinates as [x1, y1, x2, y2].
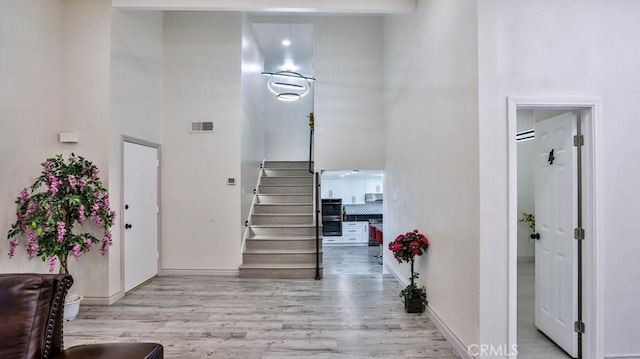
[190, 122, 214, 133]
[516, 129, 534, 142]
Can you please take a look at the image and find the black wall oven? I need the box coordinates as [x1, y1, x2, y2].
[321, 199, 342, 236]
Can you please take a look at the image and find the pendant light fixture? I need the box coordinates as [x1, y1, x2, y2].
[262, 14, 315, 102]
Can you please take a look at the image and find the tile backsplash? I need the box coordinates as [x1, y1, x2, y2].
[344, 202, 383, 215]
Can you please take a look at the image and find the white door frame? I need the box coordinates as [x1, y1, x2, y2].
[507, 98, 604, 359]
[120, 136, 162, 294]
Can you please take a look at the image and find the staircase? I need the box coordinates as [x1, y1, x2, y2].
[239, 161, 322, 279]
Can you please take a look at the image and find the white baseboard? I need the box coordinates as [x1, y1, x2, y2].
[82, 291, 124, 306]
[160, 268, 239, 276]
[383, 257, 473, 359]
[426, 306, 474, 359]
[606, 354, 640, 359]
[383, 257, 409, 286]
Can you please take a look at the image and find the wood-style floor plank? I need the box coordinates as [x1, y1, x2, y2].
[64, 246, 460, 358]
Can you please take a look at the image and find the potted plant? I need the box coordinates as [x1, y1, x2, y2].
[6, 153, 115, 320]
[388, 229, 429, 313]
[520, 212, 536, 239]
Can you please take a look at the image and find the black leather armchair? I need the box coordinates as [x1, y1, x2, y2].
[0, 273, 163, 359]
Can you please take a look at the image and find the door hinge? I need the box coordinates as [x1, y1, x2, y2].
[574, 227, 585, 240]
[574, 320, 585, 334]
[573, 134, 584, 147]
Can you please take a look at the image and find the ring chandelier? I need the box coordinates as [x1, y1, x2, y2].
[262, 71, 316, 102]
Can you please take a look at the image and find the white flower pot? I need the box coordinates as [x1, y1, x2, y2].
[63, 295, 83, 321]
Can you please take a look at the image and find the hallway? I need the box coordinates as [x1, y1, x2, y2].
[64, 246, 458, 358]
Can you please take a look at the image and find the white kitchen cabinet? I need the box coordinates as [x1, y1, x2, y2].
[365, 178, 383, 193]
[342, 222, 368, 244]
[321, 179, 342, 199]
[341, 180, 366, 204]
[323, 236, 342, 244]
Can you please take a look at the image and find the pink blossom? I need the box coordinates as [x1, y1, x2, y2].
[409, 241, 419, 248]
[99, 231, 112, 255]
[7, 240, 19, 258]
[19, 188, 29, 204]
[46, 256, 57, 273]
[91, 211, 103, 226]
[83, 237, 92, 251]
[68, 175, 77, 188]
[101, 193, 110, 208]
[26, 202, 38, 216]
[26, 228, 38, 258]
[56, 221, 66, 243]
[413, 249, 420, 255]
[109, 210, 116, 222]
[72, 244, 82, 260]
[47, 173, 60, 194]
[78, 205, 86, 222]
[78, 178, 87, 189]
[41, 161, 54, 171]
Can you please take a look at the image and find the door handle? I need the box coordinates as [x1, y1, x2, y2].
[530, 233, 540, 240]
[125, 223, 133, 229]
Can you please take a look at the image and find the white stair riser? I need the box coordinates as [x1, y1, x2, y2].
[257, 195, 312, 204]
[239, 268, 321, 279]
[258, 186, 313, 194]
[261, 177, 313, 186]
[264, 161, 309, 169]
[263, 169, 313, 177]
[250, 226, 317, 236]
[253, 204, 313, 214]
[243, 253, 321, 264]
[245, 239, 318, 251]
[252, 215, 313, 225]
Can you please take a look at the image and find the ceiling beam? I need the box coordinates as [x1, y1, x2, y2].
[112, 0, 416, 14]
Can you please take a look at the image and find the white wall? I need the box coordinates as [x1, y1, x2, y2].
[314, 16, 385, 171]
[264, 89, 313, 161]
[161, 12, 243, 273]
[384, 0, 480, 349]
[0, 0, 63, 274]
[0, 0, 114, 301]
[241, 15, 266, 229]
[109, 9, 163, 297]
[58, 0, 113, 300]
[478, 0, 640, 355]
[516, 110, 535, 259]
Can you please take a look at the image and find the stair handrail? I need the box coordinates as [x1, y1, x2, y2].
[315, 171, 321, 280]
[241, 159, 266, 253]
[308, 112, 314, 173]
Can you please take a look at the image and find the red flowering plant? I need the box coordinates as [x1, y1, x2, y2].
[7, 154, 115, 275]
[388, 229, 429, 308]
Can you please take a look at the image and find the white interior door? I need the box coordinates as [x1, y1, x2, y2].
[124, 142, 159, 292]
[534, 112, 578, 357]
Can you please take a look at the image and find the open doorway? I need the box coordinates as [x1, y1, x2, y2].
[508, 98, 604, 359]
[320, 170, 384, 275]
[515, 109, 575, 359]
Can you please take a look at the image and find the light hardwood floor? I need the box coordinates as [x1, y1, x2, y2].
[65, 246, 459, 358]
[517, 260, 572, 359]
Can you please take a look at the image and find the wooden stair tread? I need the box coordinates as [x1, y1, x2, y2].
[254, 203, 313, 206]
[250, 224, 319, 228]
[244, 249, 321, 254]
[247, 236, 318, 240]
[239, 263, 323, 269]
[252, 213, 312, 217]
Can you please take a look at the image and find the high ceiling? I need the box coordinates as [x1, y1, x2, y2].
[251, 22, 315, 77]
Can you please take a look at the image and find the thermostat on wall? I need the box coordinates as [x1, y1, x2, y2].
[228, 178, 236, 185]
[59, 131, 79, 143]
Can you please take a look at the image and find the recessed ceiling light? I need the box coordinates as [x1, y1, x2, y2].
[282, 39, 291, 46]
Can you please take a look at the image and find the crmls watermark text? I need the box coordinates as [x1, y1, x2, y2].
[467, 344, 518, 357]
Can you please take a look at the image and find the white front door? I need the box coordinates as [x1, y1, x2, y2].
[534, 112, 578, 358]
[124, 142, 159, 292]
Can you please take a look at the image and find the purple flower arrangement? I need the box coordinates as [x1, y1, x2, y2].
[7, 154, 115, 274]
